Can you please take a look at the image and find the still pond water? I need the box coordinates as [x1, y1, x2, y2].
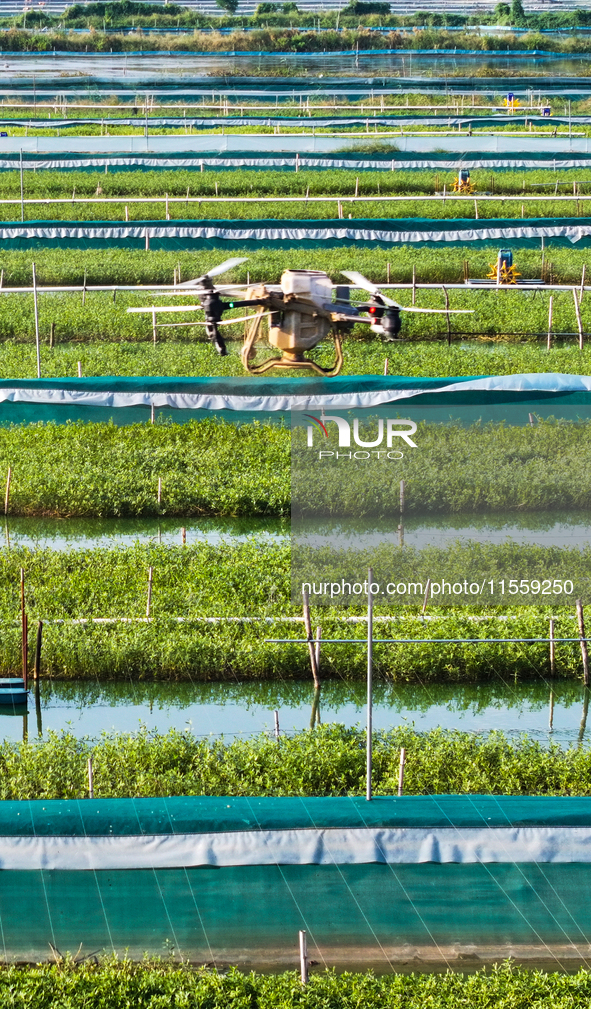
[2, 678, 588, 746]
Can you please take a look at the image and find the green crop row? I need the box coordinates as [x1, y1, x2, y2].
[5, 167, 591, 200]
[3, 197, 590, 223]
[2, 338, 591, 380]
[0, 246, 585, 288]
[0, 286, 588, 344]
[4, 419, 591, 518]
[1, 962, 590, 1008]
[4, 725, 591, 797]
[0, 542, 586, 680]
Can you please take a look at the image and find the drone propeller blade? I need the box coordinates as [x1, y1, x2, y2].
[176, 258, 248, 288]
[340, 271, 401, 308]
[399, 307, 474, 314]
[206, 257, 249, 279]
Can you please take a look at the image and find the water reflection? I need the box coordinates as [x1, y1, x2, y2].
[1, 677, 590, 747]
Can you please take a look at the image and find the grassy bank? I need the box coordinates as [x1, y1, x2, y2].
[1, 961, 591, 1006]
[3, 726, 591, 797]
[3, 26, 591, 55]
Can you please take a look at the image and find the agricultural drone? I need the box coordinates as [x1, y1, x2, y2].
[128, 257, 473, 377]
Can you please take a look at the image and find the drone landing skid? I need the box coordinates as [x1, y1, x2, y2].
[243, 336, 343, 377]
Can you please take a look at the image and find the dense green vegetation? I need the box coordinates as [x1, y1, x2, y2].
[3, 338, 591, 380]
[8, 167, 591, 199]
[3, 197, 589, 222]
[2, 961, 591, 1007]
[0, 540, 585, 680]
[3, 419, 591, 518]
[0, 244, 584, 289]
[4, 726, 591, 797]
[4, 25, 591, 56]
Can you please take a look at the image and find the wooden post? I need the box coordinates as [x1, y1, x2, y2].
[549, 689, 554, 731]
[145, 229, 150, 251]
[274, 709, 280, 738]
[4, 466, 11, 516]
[549, 617, 555, 676]
[528, 413, 535, 426]
[386, 261, 390, 283]
[577, 599, 589, 687]
[22, 612, 28, 690]
[400, 479, 405, 513]
[150, 403, 155, 424]
[181, 527, 186, 545]
[146, 567, 153, 618]
[547, 294, 553, 350]
[421, 578, 431, 616]
[87, 756, 94, 798]
[77, 361, 82, 378]
[581, 264, 586, 301]
[157, 477, 162, 504]
[299, 930, 308, 985]
[366, 567, 373, 802]
[354, 176, 359, 197]
[574, 288, 584, 349]
[398, 747, 406, 796]
[474, 199, 478, 219]
[82, 269, 86, 305]
[152, 307, 157, 346]
[50, 322, 55, 348]
[412, 264, 416, 305]
[442, 286, 451, 345]
[125, 205, 129, 222]
[32, 262, 41, 379]
[302, 588, 320, 689]
[383, 358, 388, 376]
[315, 626, 321, 677]
[34, 620, 42, 681]
[398, 523, 403, 547]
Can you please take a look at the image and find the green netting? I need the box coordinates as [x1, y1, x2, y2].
[0, 217, 586, 251]
[1, 863, 591, 960]
[2, 794, 589, 836]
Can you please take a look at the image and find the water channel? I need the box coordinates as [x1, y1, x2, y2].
[1, 677, 588, 746]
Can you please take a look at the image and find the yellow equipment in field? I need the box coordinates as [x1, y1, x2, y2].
[453, 169, 476, 194]
[486, 250, 521, 285]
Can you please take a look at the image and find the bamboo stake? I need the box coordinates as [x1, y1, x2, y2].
[50, 322, 55, 348]
[87, 756, 94, 798]
[157, 477, 162, 504]
[302, 588, 320, 689]
[181, 527, 186, 545]
[32, 262, 41, 379]
[547, 294, 553, 350]
[34, 620, 42, 681]
[574, 288, 584, 349]
[577, 599, 589, 687]
[398, 747, 406, 796]
[549, 688, 554, 731]
[442, 286, 451, 345]
[549, 617, 555, 676]
[315, 626, 321, 676]
[146, 567, 153, 618]
[77, 361, 82, 378]
[383, 358, 388, 375]
[412, 264, 416, 305]
[4, 466, 10, 516]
